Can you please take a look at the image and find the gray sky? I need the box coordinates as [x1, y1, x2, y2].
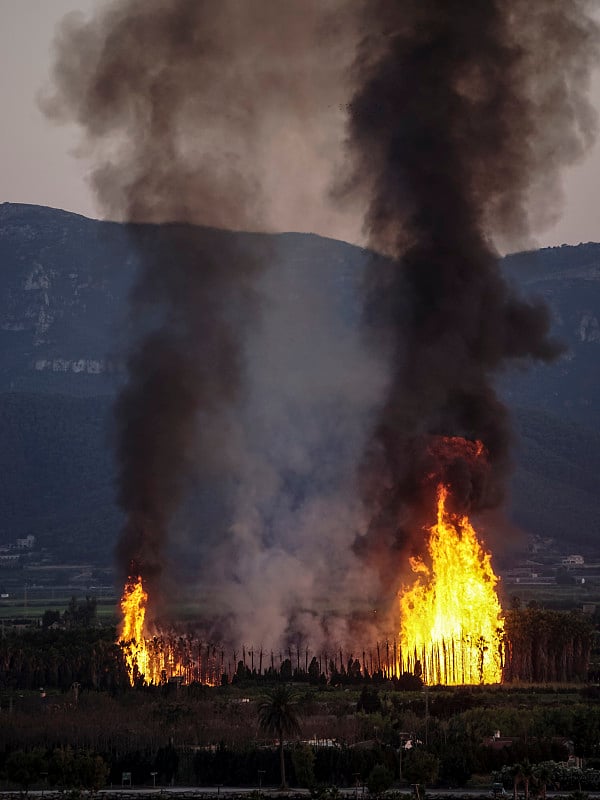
[1, 0, 600, 249]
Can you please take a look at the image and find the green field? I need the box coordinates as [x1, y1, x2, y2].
[0, 574, 597, 633]
[502, 580, 600, 610]
[0, 595, 119, 622]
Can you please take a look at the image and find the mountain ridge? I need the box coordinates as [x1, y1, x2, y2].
[0, 203, 598, 560]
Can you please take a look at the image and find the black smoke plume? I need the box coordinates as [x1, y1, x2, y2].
[42, 1, 283, 609]
[343, 0, 599, 589]
[43, 0, 599, 646]
[43, 0, 361, 628]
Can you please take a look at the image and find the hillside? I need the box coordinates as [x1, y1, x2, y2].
[502, 244, 600, 427]
[0, 392, 118, 563]
[511, 407, 600, 550]
[0, 202, 598, 561]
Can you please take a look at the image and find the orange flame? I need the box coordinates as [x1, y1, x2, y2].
[119, 575, 150, 684]
[118, 576, 224, 686]
[399, 484, 504, 684]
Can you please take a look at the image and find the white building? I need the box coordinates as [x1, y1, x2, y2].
[16, 535, 35, 549]
[562, 554, 584, 567]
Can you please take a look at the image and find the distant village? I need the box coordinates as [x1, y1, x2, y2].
[0, 529, 599, 619]
[0, 533, 113, 608]
[504, 534, 596, 585]
[0, 533, 36, 564]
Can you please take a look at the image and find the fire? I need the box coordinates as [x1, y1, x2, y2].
[118, 575, 224, 686]
[119, 575, 150, 683]
[399, 484, 504, 685]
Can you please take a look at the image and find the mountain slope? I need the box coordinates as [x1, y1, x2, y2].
[511, 407, 600, 549]
[0, 202, 598, 559]
[502, 244, 600, 426]
[0, 392, 118, 562]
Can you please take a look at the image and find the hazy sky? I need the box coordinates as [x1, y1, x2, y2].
[2, 0, 600, 249]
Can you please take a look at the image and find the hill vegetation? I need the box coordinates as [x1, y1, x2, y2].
[0, 203, 599, 561]
[0, 392, 118, 562]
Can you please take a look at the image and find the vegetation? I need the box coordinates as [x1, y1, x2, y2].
[0, 626, 129, 691]
[402, 749, 439, 786]
[257, 685, 303, 788]
[5, 749, 45, 795]
[0, 605, 597, 791]
[2, 657, 600, 792]
[291, 744, 315, 788]
[1, 607, 592, 692]
[3, 747, 108, 795]
[366, 763, 394, 795]
[503, 609, 593, 682]
[0, 392, 118, 563]
[2, 395, 599, 566]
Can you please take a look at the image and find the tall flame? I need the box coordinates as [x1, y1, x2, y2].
[399, 485, 504, 684]
[119, 575, 150, 684]
[118, 575, 224, 686]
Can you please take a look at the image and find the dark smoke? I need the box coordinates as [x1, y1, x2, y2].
[112, 227, 263, 600]
[43, 0, 600, 646]
[43, 0, 361, 626]
[44, 0, 286, 609]
[343, 0, 599, 589]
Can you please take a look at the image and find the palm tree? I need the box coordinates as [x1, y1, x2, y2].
[533, 762, 553, 800]
[511, 762, 523, 800]
[257, 685, 302, 789]
[520, 760, 534, 800]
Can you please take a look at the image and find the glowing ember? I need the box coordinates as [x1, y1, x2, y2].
[399, 485, 504, 685]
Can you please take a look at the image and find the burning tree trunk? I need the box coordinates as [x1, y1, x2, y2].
[399, 483, 504, 685]
[343, 0, 599, 678]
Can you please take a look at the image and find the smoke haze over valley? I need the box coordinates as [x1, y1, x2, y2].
[2, 204, 600, 645]
[0, 1, 598, 650]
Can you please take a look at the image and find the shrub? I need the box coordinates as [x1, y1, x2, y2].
[368, 764, 394, 796]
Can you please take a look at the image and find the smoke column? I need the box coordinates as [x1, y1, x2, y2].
[44, 0, 275, 606]
[342, 0, 599, 590]
[43, 0, 369, 629]
[43, 0, 599, 645]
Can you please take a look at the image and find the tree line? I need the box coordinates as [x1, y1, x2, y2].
[0, 607, 594, 692]
[502, 608, 593, 683]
